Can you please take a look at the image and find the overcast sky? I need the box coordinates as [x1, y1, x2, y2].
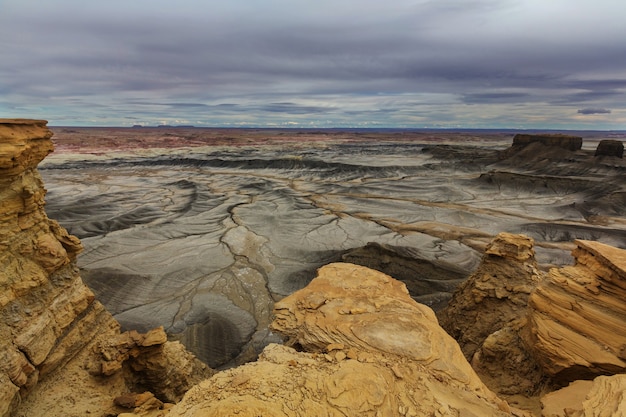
[1, 0, 625, 129]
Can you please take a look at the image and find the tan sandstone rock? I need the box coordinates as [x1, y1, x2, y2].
[437, 232, 548, 407]
[526, 240, 626, 383]
[168, 263, 524, 417]
[438, 233, 542, 360]
[0, 119, 211, 417]
[540, 374, 626, 417]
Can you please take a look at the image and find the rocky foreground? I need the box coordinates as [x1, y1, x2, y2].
[1, 119, 625, 416]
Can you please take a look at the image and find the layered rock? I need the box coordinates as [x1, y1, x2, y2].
[540, 374, 626, 417]
[168, 263, 524, 417]
[525, 240, 626, 383]
[0, 118, 89, 415]
[438, 233, 542, 360]
[511, 134, 583, 152]
[437, 233, 547, 400]
[0, 119, 211, 417]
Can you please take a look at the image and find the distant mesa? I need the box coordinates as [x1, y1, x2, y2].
[595, 139, 624, 158]
[498, 133, 583, 160]
[512, 133, 583, 151]
[503, 133, 624, 159]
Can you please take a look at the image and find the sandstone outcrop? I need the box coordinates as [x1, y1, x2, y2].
[595, 139, 624, 158]
[438, 233, 542, 360]
[437, 233, 547, 400]
[168, 263, 524, 417]
[525, 239, 626, 383]
[0, 119, 211, 417]
[540, 374, 626, 417]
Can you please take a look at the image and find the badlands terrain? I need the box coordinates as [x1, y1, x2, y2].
[40, 127, 626, 368]
[3, 119, 626, 417]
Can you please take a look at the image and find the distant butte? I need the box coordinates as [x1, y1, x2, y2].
[512, 133, 583, 151]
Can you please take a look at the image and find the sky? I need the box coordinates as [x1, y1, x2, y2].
[1, 0, 625, 129]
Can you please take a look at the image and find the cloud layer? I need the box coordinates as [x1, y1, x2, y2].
[1, 0, 625, 128]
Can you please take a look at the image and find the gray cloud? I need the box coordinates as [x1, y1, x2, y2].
[1, 0, 625, 128]
[578, 108, 612, 115]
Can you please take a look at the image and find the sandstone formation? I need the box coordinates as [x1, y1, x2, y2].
[540, 374, 626, 417]
[511, 134, 583, 151]
[525, 239, 626, 383]
[168, 263, 523, 417]
[437, 232, 547, 401]
[438, 232, 626, 406]
[0, 119, 211, 417]
[438, 233, 542, 360]
[595, 139, 624, 158]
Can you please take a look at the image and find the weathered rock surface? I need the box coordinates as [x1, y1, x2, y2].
[437, 232, 548, 404]
[436, 231, 626, 413]
[168, 263, 523, 417]
[595, 139, 624, 158]
[340, 241, 471, 310]
[0, 119, 211, 417]
[438, 233, 542, 360]
[526, 240, 626, 383]
[540, 374, 626, 417]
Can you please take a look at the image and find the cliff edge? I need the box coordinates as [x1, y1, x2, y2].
[0, 119, 211, 417]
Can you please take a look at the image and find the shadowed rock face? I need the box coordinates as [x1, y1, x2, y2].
[40, 128, 626, 367]
[438, 233, 542, 361]
[511, 134, 583, 151]
[595, 139, 624, 158]
[437, 232, 626, 413]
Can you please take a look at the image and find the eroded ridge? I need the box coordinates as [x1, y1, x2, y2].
[0, 119, 211, 417]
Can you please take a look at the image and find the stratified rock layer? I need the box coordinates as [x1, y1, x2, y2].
[0, 119, 211, 417]
[511, 134, 583, 151]
[541, 374, 626, 417]
[526, 240, 626, 383]
[0, 119, 90, 416]
[437, 232, 547, 399]
[168, 263, 520, 417]
[438, 233, 542, 360]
